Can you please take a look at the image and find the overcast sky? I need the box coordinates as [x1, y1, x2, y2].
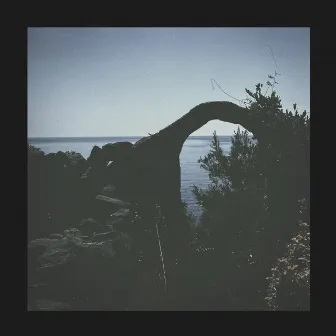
[28, 27, 310, 137]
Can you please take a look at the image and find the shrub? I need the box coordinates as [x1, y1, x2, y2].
[191, 80, 310, 310]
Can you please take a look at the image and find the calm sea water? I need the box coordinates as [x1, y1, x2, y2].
[28, 136, 233, 220]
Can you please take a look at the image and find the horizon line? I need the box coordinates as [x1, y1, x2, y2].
[28, 135, 236, 139]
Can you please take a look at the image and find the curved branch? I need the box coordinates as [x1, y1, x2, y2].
[154, 101, 256, 154]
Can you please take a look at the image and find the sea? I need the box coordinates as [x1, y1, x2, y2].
[28, 136, 233, 221]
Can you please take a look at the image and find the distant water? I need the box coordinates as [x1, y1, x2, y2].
[28, 136, 233, 221]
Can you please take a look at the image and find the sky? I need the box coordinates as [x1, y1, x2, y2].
[28, 27, 310, 137]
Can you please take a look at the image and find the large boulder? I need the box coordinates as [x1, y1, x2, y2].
[95, 195, 131, 207]
[93, 231, 118, 242]
[28, 227, 135, 310]
[100, 184, 116, 198]
[64, 151, 88, 176]
[95, 195, 132, 215]
[77, 218, 104, 236]
[87, 142, 133, 168]
[87, 146, 104, 166]
[102, 142, 133, 161]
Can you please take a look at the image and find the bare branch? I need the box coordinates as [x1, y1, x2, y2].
[267, 44, 278, 70]
[265, 45, 281, 95]
[210, 77, 248, 107]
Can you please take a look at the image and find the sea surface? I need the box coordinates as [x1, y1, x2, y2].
[28, 136, 233, 220]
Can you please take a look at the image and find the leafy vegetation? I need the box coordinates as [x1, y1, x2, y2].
[190, 80, 310, 310]
[28, 143, 42, 152]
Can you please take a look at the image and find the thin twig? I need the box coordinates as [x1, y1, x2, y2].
[267, 44, 278, 70]
[210, 77, 248, 107]
[210, 46, 280, 105]
[265, 45, 281, 96]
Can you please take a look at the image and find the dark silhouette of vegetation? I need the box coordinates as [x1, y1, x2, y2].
[27, 77, 309, 310]
[191, 82, 310, 310]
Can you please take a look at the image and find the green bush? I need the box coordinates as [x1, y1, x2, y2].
[265, 199, 310, 310]
[28, 143, 42, 153]
[191, 80, 310, 310]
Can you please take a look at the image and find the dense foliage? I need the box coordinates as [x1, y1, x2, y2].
[191, 82, 310, 310]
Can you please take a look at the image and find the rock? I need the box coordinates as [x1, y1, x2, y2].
[111, 208, 130, 218]
[104, 161, 130, 195]
[102, 142, 133, 160]
[65, 151, 85, 165]
[78, 218, 103, 236]
[93, 231, 118, 242]
[82, 163, 109, 195]
[94, 196, 132, 218]
[101, 184, 116, 198]
[87, 146, 104, 166]
[107, 209, 132, 233]
[105, 217, 124, 231]
[63, 151, 88, 177]
[85, 142, 135, 202]
[55, 151, 69, 165]
[43, 153, 70, 184]
[49, 233, 63, 238]
[80, 167, 92, 179]
[33, 300, 72, 311]
[64, 227, 84, 237]
[95, 195, 131, 208]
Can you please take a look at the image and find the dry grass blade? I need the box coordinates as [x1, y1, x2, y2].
[155, 220, 167, 293]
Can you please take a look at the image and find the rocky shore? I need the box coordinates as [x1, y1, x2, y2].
[28, 141, 169, 310]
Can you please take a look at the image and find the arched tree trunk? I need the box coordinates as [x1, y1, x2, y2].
[130, 101, 264, 256]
